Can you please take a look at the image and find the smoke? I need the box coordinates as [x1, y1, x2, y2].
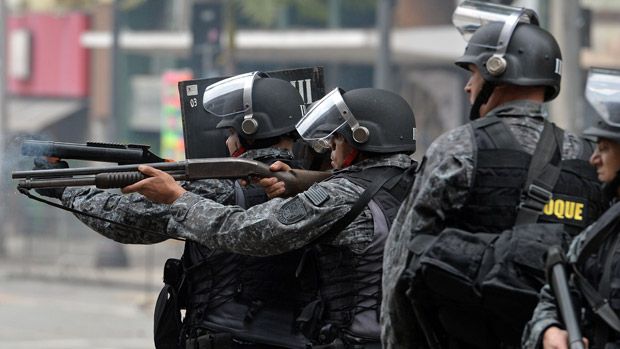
[1, 132, 54, 225]
[3, 131, 52, 172]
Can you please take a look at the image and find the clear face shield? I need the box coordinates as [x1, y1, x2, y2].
[452, 0, 539, 75]
[202, 71, 269, 135]
[586, 68, 620, 127]
[295, 88, 369, 153]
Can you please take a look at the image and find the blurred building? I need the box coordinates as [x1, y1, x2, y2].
[71, 0, 468, 157]
[2, 0, 620, 256]
[3, 0, 620, 152]
[6, 11, 89, 141]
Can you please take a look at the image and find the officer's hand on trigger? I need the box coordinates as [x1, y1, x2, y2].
[238, 176, 257, 188]
[32, 156, 69, 199]
[257, 161, 291, 199]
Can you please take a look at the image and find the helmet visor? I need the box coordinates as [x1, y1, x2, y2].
[452, 0, 539, 44]
[586, 68, 620, 127]
[296, 88, 357, 151]
[202, 71, 268, 118]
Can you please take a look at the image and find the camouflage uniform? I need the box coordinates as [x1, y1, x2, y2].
[165, 154, 413, 256]
[61, 147, 310, 348]
[381, 100, 585, 349]
[162, 153, 412, 347]
[60, 148, 295, 244]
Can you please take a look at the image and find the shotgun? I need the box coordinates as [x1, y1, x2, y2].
[13, 157, 331, 197]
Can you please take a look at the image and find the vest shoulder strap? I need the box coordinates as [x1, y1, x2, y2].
[319, 166, 408, 243]
[515, 120, 564, 225]
[470, 116, 565, 225]
[470, 115, 521, 151]
[577, 202, 620, 265]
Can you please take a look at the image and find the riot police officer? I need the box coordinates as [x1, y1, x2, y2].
[38, 72, 313, 348]
[523, 68, 620, 349]
[122, 87, 417, 349]
[381, 2, 603, 348]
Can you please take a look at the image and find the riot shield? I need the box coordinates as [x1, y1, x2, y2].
[178, 67, 325, 160]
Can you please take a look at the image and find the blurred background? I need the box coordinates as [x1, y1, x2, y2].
[0, 0, 617, 348]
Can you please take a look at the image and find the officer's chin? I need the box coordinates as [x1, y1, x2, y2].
[601, 171, 620, 202]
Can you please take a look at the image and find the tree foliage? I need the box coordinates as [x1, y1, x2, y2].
[238, 0, 376, 28]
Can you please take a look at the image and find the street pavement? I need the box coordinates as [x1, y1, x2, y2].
[0, 236, 184, 349]
[0, 275, 154, 349]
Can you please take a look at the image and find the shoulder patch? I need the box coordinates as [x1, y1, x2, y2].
[277, 197, 307, 225]
[304, 184, 330, 206]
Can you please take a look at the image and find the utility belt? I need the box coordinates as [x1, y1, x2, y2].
[306, 322, 380, 349]
[297, 303, 380, 349]
[183, 330, 379, 349]
[308, 339, 381, 349]
[603, 342, 620, 349]
[185, 332, 232, 349]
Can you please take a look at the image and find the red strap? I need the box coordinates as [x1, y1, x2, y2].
[232, 146, 247, 158]
[341, 149, 359, 168]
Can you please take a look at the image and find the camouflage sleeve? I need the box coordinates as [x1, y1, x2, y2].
[61, 178, 236, 245]
[401, 125, 474, 236]
[521, 284, 562, 349]
[381, 125, 474, 349]
[166, 177, 372, 256]
[521, 227, 591, 349]
[381, 188, 418, 349]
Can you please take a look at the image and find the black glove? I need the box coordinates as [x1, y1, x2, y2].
[32, 157, 69, 199]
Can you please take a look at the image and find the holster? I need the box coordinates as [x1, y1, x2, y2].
[154, 258, 186, 349]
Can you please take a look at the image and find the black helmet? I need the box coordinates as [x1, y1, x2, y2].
[203, 71, 305, 140]
[583, 68, 620, 143]
[455, 21, 562, 102]
[584, 112, 620, 143]
[296, 88, 416, 154]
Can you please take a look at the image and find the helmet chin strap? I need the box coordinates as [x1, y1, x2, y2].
[469, 82, 496, 120]
[229, 135, 247, 157]
[341, 148, 359, 168]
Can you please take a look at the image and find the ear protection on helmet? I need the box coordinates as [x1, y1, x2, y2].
[453, 0, 539, 78]
[296, 87, 416, 154]
[204, 71, 305, 141]
[453, 1, 562, 119]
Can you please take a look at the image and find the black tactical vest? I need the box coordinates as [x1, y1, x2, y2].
[446, 117, 603, 237]
[297, 165, 415, 347]
[181, 155, 311, 348]
[398, 118, 603, 349]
